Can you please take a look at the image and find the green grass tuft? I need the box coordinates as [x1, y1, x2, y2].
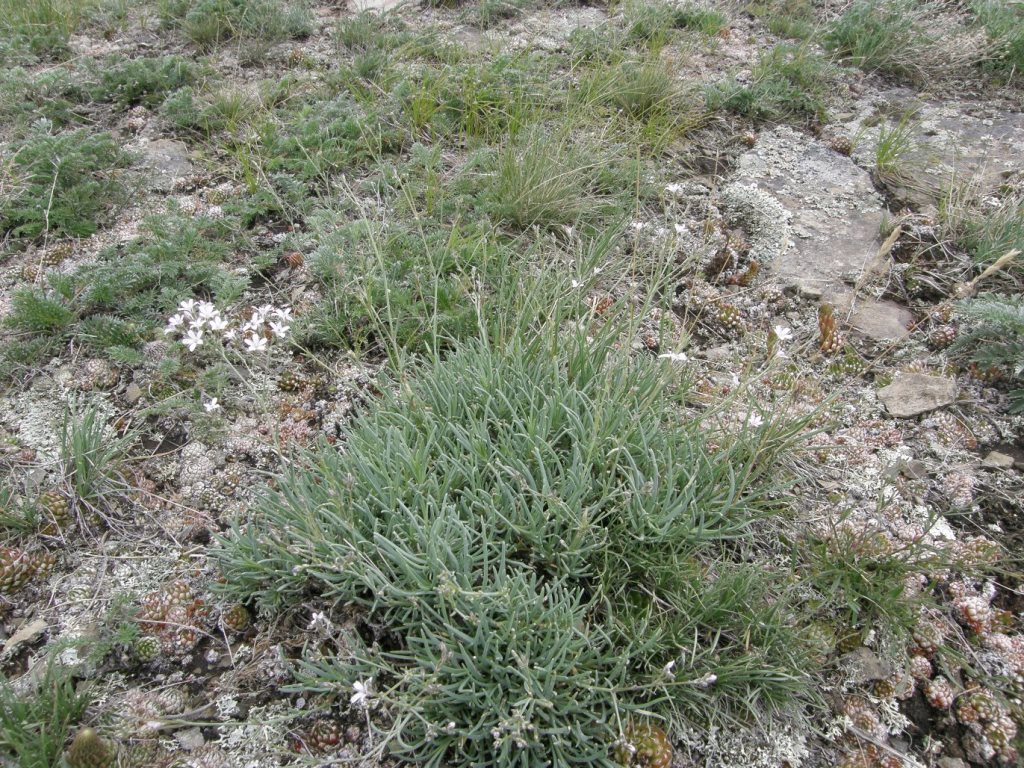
[969, 0, 1024, 79]
[626, 1, 727, 51]
[0, 0, 87, 62]
[157, 0, 312, 50]
[952, 294, 1024, 411]
[298, 216, 499, 358]
[941, 187, 1024, 276]
[823, 0, 976, 83]
[0, 650, 93, 768]
[215, 327, 815, 767]
[746, 0, 817, 40]
[706, 43, 832, 124]
[486, 130, 622, 231]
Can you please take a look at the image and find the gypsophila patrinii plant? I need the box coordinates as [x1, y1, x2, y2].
[952, 293, 1024, 411]
[215, 326, 815, 767]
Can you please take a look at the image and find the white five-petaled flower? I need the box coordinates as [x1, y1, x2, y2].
[269, 321, 290, 339]
[164, 313, 185, 334]
[178, 299, 198, 314]
[657, 352, 689, 363]
[208, 314, 229, 332]
[198, 301, 218, 320]
[244, 333, 268, 353]
[351, 678, 373, 708]
[223, 328, 238, 341]
[203, 397, 221, 413]
[182, 328, 204, 351]
[307, 611, 332, 633]
[748, 413, 764, 428]
[773, 325, 794, 342]
[571, 279, 583, 289]
[272, 306, 293, 323]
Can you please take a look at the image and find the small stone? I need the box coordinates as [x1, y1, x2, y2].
[878, 374, 957, 417]
[982, 451, 1015, 469]
[902, 460, 928, 479]
[839, 647, 892, 683]
[937, 758, 968, 768]
[794, 281, 824, 301]
[175, 727, 205, 751]
[701, 344, 734, 362]
[142, 139, 192, 184]
[125, 383, 143, 404]
[0, 618, 48, 659]
[847, 299, 914, 341]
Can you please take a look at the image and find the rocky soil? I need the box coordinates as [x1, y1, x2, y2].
[1, 2, 1023, 768]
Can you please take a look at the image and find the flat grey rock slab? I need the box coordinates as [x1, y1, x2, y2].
[731, 126, 887, 296]
[982, 451, 1015, 469]
[848, 91, 1024, 204]
[140, 139, 192, 189]
[843, 297, 915, 341]
[878, 373, 957, 417]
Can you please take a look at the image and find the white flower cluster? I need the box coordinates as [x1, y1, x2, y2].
[164, 299, 293, 353]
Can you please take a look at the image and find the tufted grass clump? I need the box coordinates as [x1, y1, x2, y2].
[0, 650, 92, 768]
[215, 323, 817, 767]
[59, 398, 136, 519]
[396, 52, 556, 144]
[952, 294, 1024, 412]
[707, 43, 833, 124]
[157, 0, 312, 51]
[825, 0, 986, 84]
[626, 1, 727, 51]
[0, 0, 87, 63]
[0, 127, 132, 240]
[941, 187, 1024, 277]
[969, 0, 1024, 78]
[486, 129, 632, 232]
[747, 0, 817, 40]
[298, 215, 501, 359]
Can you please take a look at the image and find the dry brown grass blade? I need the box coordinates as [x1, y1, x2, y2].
[953, 249, 1021, 298]
[854, 223, 904, 294]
